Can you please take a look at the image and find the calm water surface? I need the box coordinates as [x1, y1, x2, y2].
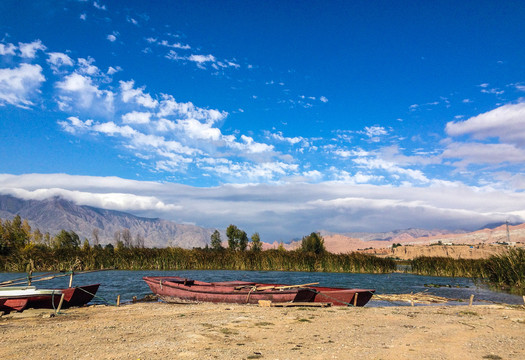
[1, 270, 522, 306]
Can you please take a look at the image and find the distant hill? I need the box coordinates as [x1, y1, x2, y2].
[319, 228, 465, 242]
[0, 194, 214, 248]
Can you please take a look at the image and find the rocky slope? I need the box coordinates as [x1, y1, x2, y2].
[0, 195, 214, 248]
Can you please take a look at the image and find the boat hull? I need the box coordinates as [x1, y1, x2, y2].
[143, 276, 316, 304]
[0, 284, 100, 313]
[0, 297, 29, 314]
[310, 287, 375, 306]
[60, 284, 100, 308]
[249, 283, 375, 306]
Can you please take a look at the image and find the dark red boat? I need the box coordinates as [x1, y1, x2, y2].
[212, 281, 375, 306]
[0, 296, 29, 314]
[143, 276, 374, 306]
[308, 286, 375, 306]
[0, 284, 100, 314]
[27, 284, 101, 310]
[143, 276, 316, 304]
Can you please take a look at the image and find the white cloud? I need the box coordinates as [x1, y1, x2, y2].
[442, 142, 525, 168]
[127, 16, 138, 26]
[93, 1, 107, 11]
[239, 135, 274, 153]
[363, 126, 388, 138]
[159, 40, 191, 50]
[58, 116, 93, 134]
[320, 96, 328, 103]
[80, 13, 87, 21]
[0, 42, 16, 55]
[353, 157, 430, 183]
[0, 63, 45, 108]
[157, 93, 226, 122]
[122, 111, 152, 124]
[1, 174, 523, 241]
[47, 52, 74, 73]
[107, 66, 122, 75]
[267, 131, 304, 145]
[0, 186, 178, 213]
[188, 54, 216, 64]
[446, 101, 525, 147]
[18, 40, 46, 58]
[120, 80, 159, 109]
[56, 72, 114, 112]
[77, 57, 101, 76]
[107, 34, 117, 42]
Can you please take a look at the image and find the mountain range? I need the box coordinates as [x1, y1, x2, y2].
[0, 194, 213, 248]
[1, 194, 522, 251]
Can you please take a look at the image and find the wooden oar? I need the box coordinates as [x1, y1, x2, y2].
[255, 282, 319, 291]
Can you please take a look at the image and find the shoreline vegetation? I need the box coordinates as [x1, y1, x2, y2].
[1, 216, 524, 295]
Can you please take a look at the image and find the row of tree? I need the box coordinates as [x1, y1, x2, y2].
[1, 216, 326, 256]
[0, 215, 145, 255]
[210, 225, 263, 252]
[210, 224, 326, 255]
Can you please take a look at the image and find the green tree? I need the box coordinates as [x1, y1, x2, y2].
[82, 238, 91, 251]
[301, 232, 326, 255]
[210, 230, 223, 250]
[226, 224, 239, 250]
[6, 215, 29, 249]
[53, 230, 81, 249]
[32, 228, 43, 244]
[250, 232, 262, 252]
[238, 230, 248, 252]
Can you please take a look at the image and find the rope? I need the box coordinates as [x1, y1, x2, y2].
[75, 285, 115, 306]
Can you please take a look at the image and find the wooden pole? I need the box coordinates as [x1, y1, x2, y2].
[55, 293, 65, 314]
[68, 272, 74, 288]
[116, 295, 121, 307]
[469, 294, 474, 306]
[353, 293, 359, 307]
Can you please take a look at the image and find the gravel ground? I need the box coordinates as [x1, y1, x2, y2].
[1, 301, 524, 359]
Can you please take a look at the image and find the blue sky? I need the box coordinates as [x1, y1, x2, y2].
[0, 1, 524, 241]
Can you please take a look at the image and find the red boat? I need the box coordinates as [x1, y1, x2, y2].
[27, 284, 101, 310]
[143, 276, 316, 304]
[143, 276, 374, 306]
[308, 286, 374, 306]
[0, 296, 29, 313]
[212, 281, 375, 306]
[0, 284, 100, 314]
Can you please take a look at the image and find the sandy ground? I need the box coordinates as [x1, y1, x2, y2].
[1, 300, 524, 360]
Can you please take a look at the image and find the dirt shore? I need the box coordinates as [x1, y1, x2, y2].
[1, 301, 524, 360]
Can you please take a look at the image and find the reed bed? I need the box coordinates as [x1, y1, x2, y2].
[410, 248, 525, 295]
[483, 247, 525, 293]
[0, 246, 396, 274]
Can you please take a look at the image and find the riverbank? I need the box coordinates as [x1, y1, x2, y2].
[1, 301, 524, 359]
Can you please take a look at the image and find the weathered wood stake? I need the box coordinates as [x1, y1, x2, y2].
[353, 293, 359, 307]
[55, 293, 65, 314]
[116, 295, 121, 307]
[469, 294, 474, 306]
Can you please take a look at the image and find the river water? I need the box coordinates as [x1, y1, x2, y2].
[1, 270, 522, 306]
